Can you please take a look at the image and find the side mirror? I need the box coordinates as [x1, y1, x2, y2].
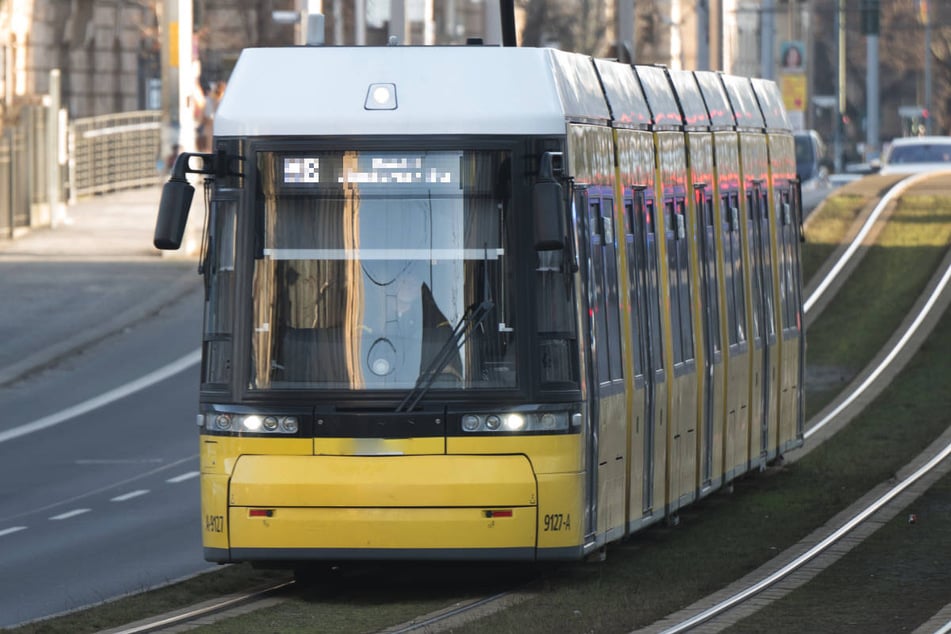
[154, 177, 195, 250]
[533, 152, 566, 251]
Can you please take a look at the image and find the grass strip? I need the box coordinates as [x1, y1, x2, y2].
[804, 193, 951, 418]
[730, 469, 951, 633]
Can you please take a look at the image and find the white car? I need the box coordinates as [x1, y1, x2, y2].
[878, 136, 951, 175]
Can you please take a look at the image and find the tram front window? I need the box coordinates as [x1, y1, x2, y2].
[250, 149, 516, 392]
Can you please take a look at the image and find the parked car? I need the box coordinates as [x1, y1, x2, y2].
[878, 136, 951, 175]
[793, 129, 829, 188]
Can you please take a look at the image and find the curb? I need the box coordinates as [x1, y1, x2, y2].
[0, 266, 201, 388]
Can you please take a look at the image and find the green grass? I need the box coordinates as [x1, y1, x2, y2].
[803, 193, 951, 418]
[802, 193, 868, 283]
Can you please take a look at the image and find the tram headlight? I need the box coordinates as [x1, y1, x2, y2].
[202, 412, 302, 435]
[462, 414, 481, 432]
[502, 413, 525, 431]
[459, 411, 571, 434]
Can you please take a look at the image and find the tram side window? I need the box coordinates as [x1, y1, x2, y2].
[666, 199, 694, 366]
[536, 205, 578, 387]
[698, 191, 721, 356]
[601, 199, 623, 382]
[587, 197, 623, 384]
[645, 200, 665, 372]
[747, 191, 764, 347]
[778, 188, 799, 334]
[723, 193, 746, 348]
[202, 194, 237, 387]
[623, 197, 646, 379]
[757, 189, 776, 341]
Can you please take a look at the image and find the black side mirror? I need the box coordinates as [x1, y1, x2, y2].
[533, 152, 566, 251]
[154, 153, 197, 250]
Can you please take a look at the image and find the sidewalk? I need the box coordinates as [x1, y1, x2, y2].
[0, 186, 200, 387]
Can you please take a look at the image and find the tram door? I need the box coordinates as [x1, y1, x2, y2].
[577, 186, 626, 542]
[748, 182, 775, 460]
[695, 184, 720, 487]
[626, 187, 665, 516]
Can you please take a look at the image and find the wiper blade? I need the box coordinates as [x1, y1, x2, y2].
[395, 299, 494, 413]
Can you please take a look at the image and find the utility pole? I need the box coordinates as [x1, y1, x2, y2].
[861, 0, 879, 159]
[160, 0, 194, 165]
[696, 0, 710, 70]
[617, 0, 634, 63]
[923, 0, 933, 133]
[389, 0, 406, 44]
[833, 0, 845, 172]
[761, 0, 775, 79]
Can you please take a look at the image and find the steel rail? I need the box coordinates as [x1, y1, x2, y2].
[655, 438, 951, 634]
[803, 170, 951, 314]
[108, 580, 295, 634]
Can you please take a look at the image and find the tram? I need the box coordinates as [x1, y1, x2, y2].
[154, 40, 805, 565]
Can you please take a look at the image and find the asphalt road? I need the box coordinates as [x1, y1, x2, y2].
[0, 283, 210, 627]
[0, 186, 215, 627]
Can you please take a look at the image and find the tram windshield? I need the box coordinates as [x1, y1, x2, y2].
[249, 149, 517, 391]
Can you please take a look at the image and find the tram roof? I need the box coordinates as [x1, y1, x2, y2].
[214, 46, 612, 137]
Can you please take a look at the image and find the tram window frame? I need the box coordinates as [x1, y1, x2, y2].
[201, 192, 238, 389]
[623, 195, 646, 381]
[697, 188, 721, 358]
[723, 192, 747, 350]
[778, 187, 800, 336]
[666, 197, 695, 369]
[665, 200, 682, 364]
[675, 198, 694, 365]
[757, 188, 777, 343]
[644, 198, 665, 374]
[601, 198, 624, 383]
[587, 194, 624, 386]
[747, 190, 764, 348]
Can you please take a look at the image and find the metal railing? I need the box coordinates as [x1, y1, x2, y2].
[0, 106, 163, 239]
[68, 110, 163, 200]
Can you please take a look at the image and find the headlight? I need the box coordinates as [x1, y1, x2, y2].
[459, 411, 571, 433]
[202, 413, 301, 435]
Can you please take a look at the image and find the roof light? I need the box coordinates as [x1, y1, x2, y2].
[365, 83, 397, 110]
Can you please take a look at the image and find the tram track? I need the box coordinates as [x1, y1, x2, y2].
[90, 175, 951, 634]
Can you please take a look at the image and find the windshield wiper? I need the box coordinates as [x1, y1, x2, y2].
[395, 298, 494, 413]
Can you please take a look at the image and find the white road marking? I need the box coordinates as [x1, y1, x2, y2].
[0, 526, 27, 537]
[50, 509, 91, 521]
[166, 471, 200, 483]
[110, 490, 150, 502]
[0, 350, 200, 445]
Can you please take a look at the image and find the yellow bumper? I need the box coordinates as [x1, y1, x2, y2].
[224, 454, 539, 556]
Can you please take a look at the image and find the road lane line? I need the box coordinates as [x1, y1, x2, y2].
[50, 509, 91, 520]
[167, 471, 200, 483]
[0, 349, 200, 445]
[0, 526, 27, 537]
[111, 490, 150, 502]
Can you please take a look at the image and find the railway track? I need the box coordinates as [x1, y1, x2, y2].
[102, 175, 951, 633]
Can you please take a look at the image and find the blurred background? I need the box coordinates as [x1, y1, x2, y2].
[0, 0, 945, 215]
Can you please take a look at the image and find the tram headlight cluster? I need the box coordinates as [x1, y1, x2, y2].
[460, 411, 571, 433]
[201, 413, 300, 435]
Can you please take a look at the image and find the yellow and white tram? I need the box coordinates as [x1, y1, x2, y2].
[155, 43, 804, 564]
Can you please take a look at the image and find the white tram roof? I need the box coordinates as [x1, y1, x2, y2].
[214, 46, 612, 137]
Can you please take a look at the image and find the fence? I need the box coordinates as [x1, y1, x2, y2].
[0, 104, 55, 239]
[0, 107, 162, 239]
[68, 110, 163, 199]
